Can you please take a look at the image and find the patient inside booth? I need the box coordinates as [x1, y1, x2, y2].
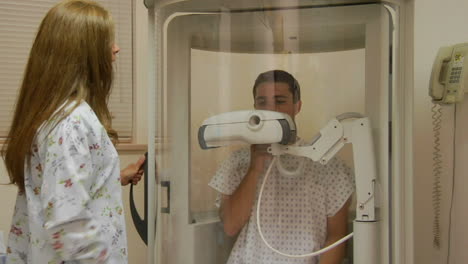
[189, 49, 365, 263]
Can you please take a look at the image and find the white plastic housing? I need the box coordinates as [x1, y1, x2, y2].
[354, 221, 379, 264]
[198, 110, 296, 149]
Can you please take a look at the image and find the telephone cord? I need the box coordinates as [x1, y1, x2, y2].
[431, 103, 443, 249]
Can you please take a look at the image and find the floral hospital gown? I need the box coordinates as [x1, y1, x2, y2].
[209, 144, 354, 264]
[7, 101, 128, 264]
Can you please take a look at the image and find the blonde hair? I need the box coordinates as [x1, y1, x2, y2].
[2, 0, 117, 192]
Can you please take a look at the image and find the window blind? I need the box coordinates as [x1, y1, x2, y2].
[0, 0, 134, 139]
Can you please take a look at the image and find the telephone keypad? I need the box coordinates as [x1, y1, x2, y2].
[449, 67, 462, 83]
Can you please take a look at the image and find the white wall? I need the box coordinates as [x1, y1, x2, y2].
[413, 0, 468, 263]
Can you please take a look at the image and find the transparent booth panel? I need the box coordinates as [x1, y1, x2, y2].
[190, 49, 365, 218]
[155, 2, 391, 264]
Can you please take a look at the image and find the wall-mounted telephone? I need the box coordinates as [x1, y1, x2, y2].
[429, 43, 468, 251]
[429, 43, 468, 104]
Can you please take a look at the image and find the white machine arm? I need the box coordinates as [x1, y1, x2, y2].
[269, 114, 377, 222]
[199, 111, 379, 263]
[269, 113, 379, 263]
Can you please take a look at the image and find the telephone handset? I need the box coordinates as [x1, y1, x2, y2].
[429, 43, 468, 104]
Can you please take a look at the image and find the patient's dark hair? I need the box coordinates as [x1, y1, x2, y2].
[252, 70, 301, 103]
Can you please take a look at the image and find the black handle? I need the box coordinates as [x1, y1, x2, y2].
[129, 152, 148, 245]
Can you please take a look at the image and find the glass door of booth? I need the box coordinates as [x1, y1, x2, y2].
[151, 1, 393, 264]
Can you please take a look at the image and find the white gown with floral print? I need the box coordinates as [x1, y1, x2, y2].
[7, 101, 128, 264]
[209, 144, 354, 264]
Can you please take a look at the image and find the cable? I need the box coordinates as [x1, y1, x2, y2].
[256, 156, 353, 258]
[431, 103, 443, 249]
[446, 104, 457, 264]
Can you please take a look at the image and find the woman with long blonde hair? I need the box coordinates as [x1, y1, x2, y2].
[2, 1, 141, 263]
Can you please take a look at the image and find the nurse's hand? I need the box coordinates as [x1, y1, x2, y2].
[120, 155, 146, 186]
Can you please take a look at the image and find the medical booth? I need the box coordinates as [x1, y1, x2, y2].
[131, 0, 410, 263]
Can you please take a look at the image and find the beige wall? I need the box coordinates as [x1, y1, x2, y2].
[413, 0, 468, 263]
[0, 0, 149, 261]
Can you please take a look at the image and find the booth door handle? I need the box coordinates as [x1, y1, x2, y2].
[161, 181, 170, 214]
[129, 152, 149, 245]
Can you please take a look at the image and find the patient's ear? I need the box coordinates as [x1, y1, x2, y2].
[294, 100, 302, 115]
